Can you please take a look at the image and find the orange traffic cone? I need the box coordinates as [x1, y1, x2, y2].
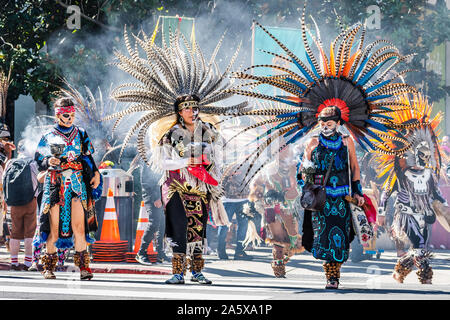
[92, 188, 128, 262]
[147, 240, 158, 263]
[133, 201, 149, 253]
[100, 188, 121, 242]
[125, 201, 158, 263]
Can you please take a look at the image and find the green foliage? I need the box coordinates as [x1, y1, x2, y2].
[0, 0, 65, 104]
[1, 0, 448, 113]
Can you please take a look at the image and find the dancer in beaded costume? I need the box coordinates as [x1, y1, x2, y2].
[35, 97, 101, 280]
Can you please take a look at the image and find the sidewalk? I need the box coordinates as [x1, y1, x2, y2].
[0, 244, 172, 275]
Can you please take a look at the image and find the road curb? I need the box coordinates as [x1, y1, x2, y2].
[0, 262, 171, 275]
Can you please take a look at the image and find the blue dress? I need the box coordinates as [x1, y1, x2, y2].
[303, 133, 355, 263]
[34, 124, 100, 249]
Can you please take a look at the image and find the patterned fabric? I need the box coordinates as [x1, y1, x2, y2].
[309, 133, 354, 263]
[156, 120, 229, 228]
[55, 105, 75, 115]
[157, 121, 228, 255]
[180, 193, 205, 249]
[35, 125, 97, 249]
[312, 134, 350, 197]
[318, 134, 343, 151]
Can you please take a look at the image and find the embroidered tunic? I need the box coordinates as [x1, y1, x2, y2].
[151, 120, 229, 256]
[382, 168, 441, 249]
[303, 133, 355, 263]
[248, 160, 303, 254]
[34, 125, 99, 249]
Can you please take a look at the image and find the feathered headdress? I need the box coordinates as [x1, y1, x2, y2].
[372, 93, 443, 193]
[102, 25, 249, 165]
[223, 3, 418, 186]
[58, 81, 119, 132]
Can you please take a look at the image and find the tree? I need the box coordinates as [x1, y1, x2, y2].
[2, 0, 448, 117]
[0, 1, 67, 137]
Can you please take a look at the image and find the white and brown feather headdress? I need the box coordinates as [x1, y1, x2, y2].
[102, 26, 249, 165]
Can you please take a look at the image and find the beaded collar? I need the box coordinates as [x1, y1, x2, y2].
[319, 133, 342, 150]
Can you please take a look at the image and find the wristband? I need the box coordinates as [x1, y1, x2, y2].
[351, 180, 363, 197]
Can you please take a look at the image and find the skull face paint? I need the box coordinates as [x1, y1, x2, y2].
[319, 119, 338, 137]
[415, 141, 432, 168]
[57, 112, 75, 128]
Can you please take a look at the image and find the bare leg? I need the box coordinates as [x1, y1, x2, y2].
[71, 198, 86, 252]
[71, 198, 93, 280]
[46, 206, 60, 254]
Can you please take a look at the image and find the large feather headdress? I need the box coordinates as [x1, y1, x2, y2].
[372, 93, 443, 193]
[222, 3, 418, 186]
[102, 25, 249, 165]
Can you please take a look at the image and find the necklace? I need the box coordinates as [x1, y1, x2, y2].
[319, 134, 342, 150]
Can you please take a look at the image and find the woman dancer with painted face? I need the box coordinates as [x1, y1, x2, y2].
[35, 97, 100, 280]
[300, 106, 364, 289]
[102, 27, 248, 285]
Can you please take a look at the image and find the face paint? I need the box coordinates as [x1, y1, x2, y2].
[58, 113, 75, 127]
[321, 127, 336, 137]
[415, 142, 431, 168]
[179, 106, 199, 125]
[319, 120, 338, 137]
[192, 107, 199, 121]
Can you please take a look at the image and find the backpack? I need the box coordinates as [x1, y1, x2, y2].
[3, 157, 36, 206]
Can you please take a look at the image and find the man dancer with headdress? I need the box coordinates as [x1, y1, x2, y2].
[374, 94, 449, 284]
[246, 146, 304, 277]
[222, 3, 418, 288]
[103, 27, 248, 284]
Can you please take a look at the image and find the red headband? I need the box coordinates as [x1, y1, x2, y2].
[55, 105, 76, 115]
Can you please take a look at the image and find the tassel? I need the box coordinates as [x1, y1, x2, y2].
[242, 220, 262, 249]
[210, 199, 231, 227]
[54, 237, 74, 250]
[186, 241, 203, 257]
[33, 231, 48, 246]
[85, 233, 96, 244]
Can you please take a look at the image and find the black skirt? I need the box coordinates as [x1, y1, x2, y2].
[165, 191, 208, 254]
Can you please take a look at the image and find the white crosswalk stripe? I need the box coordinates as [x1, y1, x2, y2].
[1, 248, 449, 300]
[0, 270, 386, 301]
[0, 272, 275, 300]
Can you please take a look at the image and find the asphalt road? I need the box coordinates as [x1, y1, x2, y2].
[0, 247, 448, 301]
